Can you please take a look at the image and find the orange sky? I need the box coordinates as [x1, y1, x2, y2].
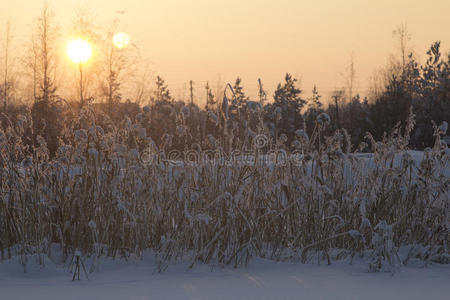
[1, 0, 450, 103]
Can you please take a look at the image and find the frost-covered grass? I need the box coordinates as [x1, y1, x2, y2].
[0, 106, 448, 276]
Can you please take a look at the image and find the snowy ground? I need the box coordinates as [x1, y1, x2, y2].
[1, 254, 449, 300]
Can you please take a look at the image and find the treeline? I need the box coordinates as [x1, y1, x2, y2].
[2, 42, 449, 156]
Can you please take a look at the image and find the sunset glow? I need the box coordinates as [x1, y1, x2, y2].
[67, 38, 92, 63]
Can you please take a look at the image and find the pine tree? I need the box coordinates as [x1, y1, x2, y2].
[27, 4, 62, 157]
[151, 75, 172, 104]
[414, 41, 450, 147]
[273, 73, 305, 109]
[272, 73, 306, 143]
[228, 77, 249, 122]
[29, 4, 59, 104]
[309, 85, 322, 110]
[232, 77, 249, 108]
[304, 85, 324, 135]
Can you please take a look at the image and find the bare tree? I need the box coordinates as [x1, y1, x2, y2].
[341, 53, 358, 132]
[132, 63, 152, 106]
[368, 67, 387, 102]
[25, 4, 59, 104]
[1, 21, 12, 110]
[393, 23, 411, 73]
[368, 24, 413, 102]
[21, 4, 64, 156]
[345, 53, 357, 103]
[70, 8, 100, 107]
[98, 18, 138, 113]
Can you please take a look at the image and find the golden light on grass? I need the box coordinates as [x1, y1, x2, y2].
[113, 32, 130, 49]
[67, 38, 92, 63]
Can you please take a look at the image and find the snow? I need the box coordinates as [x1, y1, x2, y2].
[1, 255, 449, 300]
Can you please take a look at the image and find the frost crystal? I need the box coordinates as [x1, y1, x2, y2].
[74, 129, 88, 141]
[88, 220, 97, 229]
[295, 129, 309, 141]
[247, 101, 261, 111]
[207, 111, 219, 125]
[88, 148, 99, 159]
[317, 112, 330, 125]
[182, 106, 190, 116]
[439, 121, 448, 134]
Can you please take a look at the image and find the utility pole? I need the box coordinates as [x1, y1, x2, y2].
[189, 80, 194, 105]
[205, 81, 209, 106]
[331, 90, 344, 129]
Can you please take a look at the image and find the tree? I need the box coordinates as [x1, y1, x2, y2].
[98, 19, 138, 114]
[229, 77, 249, 121]
[342, 95, 372, 145]
[304, 85, 324, 135]
[150, 75, 172, 104]
[70, 8, 100, 107]
[338, 53, 359, 133]
[272, 73, 306, 142]
[26, 4, 59, 104]
[414, 41, 450, 147]
[132, 63, 152, 106]
[369, 76, 412, 141]
[1, 21, 12, 110]
[308, 85, 322, 110]
[274, 73, 305, 108]
[24, 4, 64, 157]
[225, 77, 252, 146]
[340, 52, 357, 105]
[232, 77, 249, 107]
[393, 23, 411, 74]
[368, 25, 413, 103]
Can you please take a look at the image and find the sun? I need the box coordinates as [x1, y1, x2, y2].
[67, 38, 92, 63]
[113, 32, 130, 49]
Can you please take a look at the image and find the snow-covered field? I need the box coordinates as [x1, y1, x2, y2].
[1, 254, 449, 300]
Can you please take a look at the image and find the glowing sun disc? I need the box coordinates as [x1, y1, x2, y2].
[67, 38, 92, 63]
[113, 32, 130, 49]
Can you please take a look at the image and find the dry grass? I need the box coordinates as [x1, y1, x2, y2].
[0, 105, 448, 273]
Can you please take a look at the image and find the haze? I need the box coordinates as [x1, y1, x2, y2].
[2, 0, 450, 101]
